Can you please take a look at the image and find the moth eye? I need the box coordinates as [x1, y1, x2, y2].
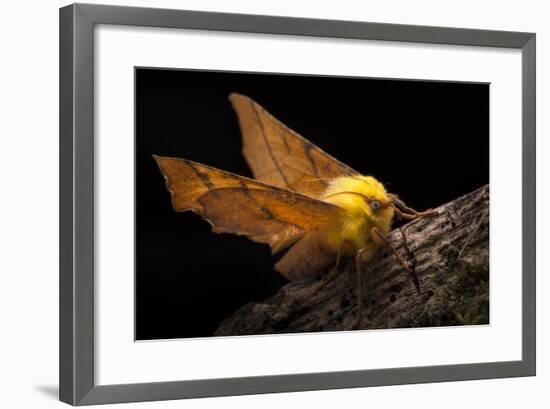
[370, 200, 381, 211]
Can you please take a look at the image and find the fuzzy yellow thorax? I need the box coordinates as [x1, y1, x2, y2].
[320, 176, 394, 255]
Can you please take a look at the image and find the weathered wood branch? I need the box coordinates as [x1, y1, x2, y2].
[215, 185, 489, 336]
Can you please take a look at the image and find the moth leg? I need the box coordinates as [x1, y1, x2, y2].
[349, 247, 368, 330]
[390, 194, 438, 220]
[394, 207, 419, 221]
[371, 227, 421, 294]
[312, 244, 343, 296]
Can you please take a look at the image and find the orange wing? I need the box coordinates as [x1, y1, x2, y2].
[154, 155, 341, 252]
[229, 93, 359, 198]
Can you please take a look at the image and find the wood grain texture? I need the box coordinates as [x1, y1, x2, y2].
[215, 184, 489, 335]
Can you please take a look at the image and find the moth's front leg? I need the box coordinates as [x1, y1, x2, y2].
[389, 194, 439, 221]
[371, 226, 421, 294]
[349, 247, 369, 330]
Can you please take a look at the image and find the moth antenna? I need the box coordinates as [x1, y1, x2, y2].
[304, 177, 334, 183]
[323, 191, 394, 211]
[323, 191, 370, 201]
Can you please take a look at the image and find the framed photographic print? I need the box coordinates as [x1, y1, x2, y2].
[59, 3, 536, 405]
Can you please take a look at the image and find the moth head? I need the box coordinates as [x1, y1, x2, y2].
[360, 186, 394, 228]
[368, 198, 382, 212]
[322, 176, 395, 230]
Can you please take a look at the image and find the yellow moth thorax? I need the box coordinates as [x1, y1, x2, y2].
[320, 176, 395, 254]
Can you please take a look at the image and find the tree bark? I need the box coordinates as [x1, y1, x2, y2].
[215, 185, 489, 336]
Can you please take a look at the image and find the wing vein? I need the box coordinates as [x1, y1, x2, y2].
[249, 99, 292, 189]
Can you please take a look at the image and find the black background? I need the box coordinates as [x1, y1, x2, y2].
[135, 68, 489, 340]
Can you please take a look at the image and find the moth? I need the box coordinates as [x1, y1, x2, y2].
[154, 93, 435, 328]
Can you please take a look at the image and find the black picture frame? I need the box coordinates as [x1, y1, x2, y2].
[59, 3, 536, 405]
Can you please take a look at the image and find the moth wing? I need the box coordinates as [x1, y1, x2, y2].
[154, 155, 341, 252]
[275, 232, 336, 280]
[229, 93, 359, 198]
